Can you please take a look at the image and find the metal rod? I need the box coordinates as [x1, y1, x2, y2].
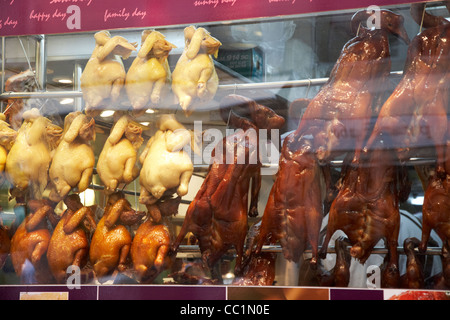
[176, 245, 444, 256]
[0, 70, 405, 101]
[35, 35, 47, 91]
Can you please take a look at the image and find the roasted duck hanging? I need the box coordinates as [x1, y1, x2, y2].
[172, 95, 284, 279]
[252, 9, 409, 267]
[365, 3, 450, 176]
[319, 140, 411, 288]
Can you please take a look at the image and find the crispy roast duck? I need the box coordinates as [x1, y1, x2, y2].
[252, 9, 409, 268]
[172, 95, 284, 279]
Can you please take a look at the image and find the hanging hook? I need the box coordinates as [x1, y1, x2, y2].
[419, 3, 427, 34]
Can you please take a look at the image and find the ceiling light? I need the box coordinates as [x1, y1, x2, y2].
[140, 122, 150, 126]
[60, 98, 74, 105]
[146, 109, 155, 114]
[100, 110, 115, 118]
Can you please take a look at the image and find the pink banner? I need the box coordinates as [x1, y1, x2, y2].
[0, 0, 431, 36]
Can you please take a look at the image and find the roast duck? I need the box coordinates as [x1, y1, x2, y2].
[47, 194, 96, 283]
[80, 30, 137, 117]
[251, 9, 409, 268]
[365, 3, 450, 177]
[172, 95, 285, 280]
[126, 30, 176, 114]
[172, 26, 222, 116]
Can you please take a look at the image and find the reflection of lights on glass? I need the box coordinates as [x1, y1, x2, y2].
[411, 196, 424, 206]
[100, 110, 115, 118]
[223, 272, 235, 285]
[79, 189, 96, 206]
[60, 98, 74, 105]
[140, 122, 150, 127]
[145, 109, 155, 114]
[54, 77, 73, 84]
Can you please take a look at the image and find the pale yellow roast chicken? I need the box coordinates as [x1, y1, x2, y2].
[80, 30, 137, 116]
[47, 112, 96, 203]
[0, 114, 18, 173]
[126, 30, 176, 114]
[5, 109, 63, 199]
[139, 114, 198, 205]
[97, 114, 144, 194]
[172, 26, 222, 116]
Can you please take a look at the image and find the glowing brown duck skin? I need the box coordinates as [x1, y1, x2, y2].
[400, 238, 425, 289]
[365, 5, 450, 175]
[295, 9, 409, 164]
[253, 10, 408, 268]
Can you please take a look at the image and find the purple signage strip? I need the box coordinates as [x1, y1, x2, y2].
[0, 0, 433, 37]
[330, 288, 384, 300]
[98, 285, 227, 300]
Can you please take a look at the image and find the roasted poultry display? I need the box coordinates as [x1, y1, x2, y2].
[80, 30, 137, 116]
[126, 30, 176, 114]
[10, 199, 58, 283]
[47, 112, 96, 203]
[172, 26, 222, 116]
[139, 114, 197, 206]
[0, 114, 18, 174]
[320, 139, 411, 288]
[89, 192, 144, 282]
[3, 69, 36, 130]
[172, 95, 284, 279]
[316, 237, 352, 287]
[5, 109, 63, 200]
[400, 238, 425, 289]
[47, 194, 96, 283]
[252, 9, 409, 268]
[365, 3, 450, 175]
[97, 114, 144, 194]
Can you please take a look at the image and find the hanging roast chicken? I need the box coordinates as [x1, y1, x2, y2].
[80, 30, 137, 116]
[252, 9, 410, 267]
[47, 194, 96, 284]
[10, 199, 58, 283]
[90, 192, 144, 282]
[172, 95, 284, 279]
[126, 30, 176, 115]
[172, 26, 222, 116]
[47, 112, 96, 203]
